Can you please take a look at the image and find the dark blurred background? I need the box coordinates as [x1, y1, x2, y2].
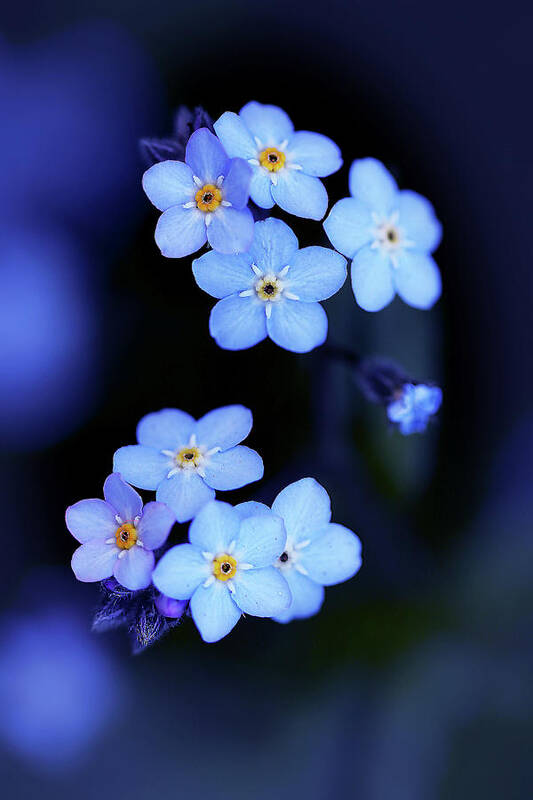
[1, 1, 532, 797]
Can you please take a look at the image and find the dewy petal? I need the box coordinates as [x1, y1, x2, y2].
[249, 169, 275, 209]
[113, 445, 169, 491]
[351, 244, 395, 312]
[214, 111, 256, 159]
[223, 158, 252, 209]
[287, 131, 342, 177]
[192, 250, 254, 299]
[398, 190, 442, 253]
[267, 299, 328, 353]
[103, 473, 143, 522]
[202, 446, 264, 491]
[209, 294, 267, 351]
[113, 546, 154, 591]
[156, 471, 215, 523]
[239, 101, 294, 144]
[249, 218, 298, 274]
[273, 569, 325, 624]
[207, 206, 254, 255]
[185, 128, 229, 184]
[271, 171, 328, 221]
[137, 408, 196, 450]
[137, 501, 175, 550]
[232, 566, 291, 617]
[286, 246, 347, 302]
[152, 543, 210, 599]
[233, 501, 272, 520]
[66, 499, 117, 544]
[299, 523, 362, 586]
[272, 478, 331, 541]
[234, 513, 286, 567]
[142, 160, 194, 211]
[155, 206, 207, 258]
[188, 500, 240, 554]
[71, 539, 118, 583]
[348, 158, 398, 215]
[194, 405, 253, 451]
[323, 197, 374, 258]
[190, 580, 241, 643]
[394, 251, 442, 309]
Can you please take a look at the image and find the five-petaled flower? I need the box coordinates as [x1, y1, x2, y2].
[214, 101, 342, 220]
[193, 218, 346, 352]
[142, 128, 254, 258]
[152, 500, 291, 642]
[324, 158, 442, 311]
[387, 383, 443, 435]
[113, 405, 264, 523]
[67, 473, 175, 591]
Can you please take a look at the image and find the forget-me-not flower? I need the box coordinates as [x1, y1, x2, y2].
[324, 158, 442, 311]
[387, 383, 443, 435]
[193, 218, 346, 352]
[142, 128, 254, 257]
[152, 500, 291, 642]
[67, 473, 175, 591]
[113, 405, 264, 522]
[234, 478, 362, 623]
[214, 101, 342, 220]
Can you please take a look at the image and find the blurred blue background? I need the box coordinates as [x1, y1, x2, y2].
[1, 1, 532, 797]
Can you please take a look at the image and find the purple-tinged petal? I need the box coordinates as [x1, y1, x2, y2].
[66, 499, 117, 544]
[103, 473, 143, 522]
[113, 546, 154, 591]
[190, 580, 241, 643]
[71, 540, 118, 582]
[113, 445, 169, 491]
[137, 408, 196, 450]
[155, 594, 187, 619]
[194, 405, 253, 451]
[207, 206, 254, 255]
[202, 446, 264, 491]
[142, 160, 194, 211]
[137, 501, 175, 550]
[185, 128, 229, 184]
[156, 470, 215, 523]
[152, 543, 210, 599]
[154, 206, 207, 259]
[223, 158, 252, 209]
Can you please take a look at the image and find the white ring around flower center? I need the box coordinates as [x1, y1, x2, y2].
[161, 433, 221, 480]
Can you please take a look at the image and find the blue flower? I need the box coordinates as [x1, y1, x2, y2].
[387, 383, 443, 435]
[214, 101, 342, 220]
[234, 478, 362, 623]
[324, 158, 442, 311]
[67, 473, 175, 591]
[113, 405, 264, 522]
[142, 128, 254, 257]
[192, 218, 346, 352]
[152, 500, 291, 642]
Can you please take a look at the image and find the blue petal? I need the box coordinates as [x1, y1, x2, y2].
[142, 160, 194, 211]
[394, 250, 441, 309]
[272, 478, 331, 541]
[214, 111, 256, 159]
[398, 190, 442, 252]
[66, 499, 117, 544]
[299, 523, 362, 586]
[209, 294, 267, 350]
[267, 300, 328, 353]
[249, 218, 298, 273]
[194, 405, 253, 451]
[152, 543, 210, 599]
[349, 158, 398, 215]
[202, 446, 264, 490]
[351, 245, 395, 312]
[232, 566, 291, 617]
[103, 473, 143, 522]
[249, 169, 275, 209]
[239, 101, 293, 144]
[137, 408, 196, 450]
[273, 569, 325, 623]
[387, 384, 415, 423]
[113, 445, 169, 491]
[222, 158, 252, 209]
[413, 385, 442, 415]
[185, 128, 229, 184]
[192, 250, 254, 299]
[323, 197, 374, 258]
[156, 471, 215, 523]
[271, 171, 328, 220]
[71, 540, 117, 583]
[113, 546, 154, 591]
[234, 512, 286, 567]
[287, 131, 342, 177]
[207, 206, 254, 255]
[190, 580, 241, 643]
[188, 500, 240, 554]
[233, 501, 272, 520]
[137, 501, 175, 550]
[286, 246, 346, 302]
[155, 206, 206, 258]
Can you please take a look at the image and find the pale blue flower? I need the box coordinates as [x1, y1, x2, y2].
[387, 383, 443, 435]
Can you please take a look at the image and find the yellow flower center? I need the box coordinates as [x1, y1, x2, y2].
[255, 275, 283, 301]
[175, 446, 203, 469]
[259, 147, 286, 172]
[212, 554, 237, 581]
[115, 523, 138, 550]
[195, 184, 222, 212]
